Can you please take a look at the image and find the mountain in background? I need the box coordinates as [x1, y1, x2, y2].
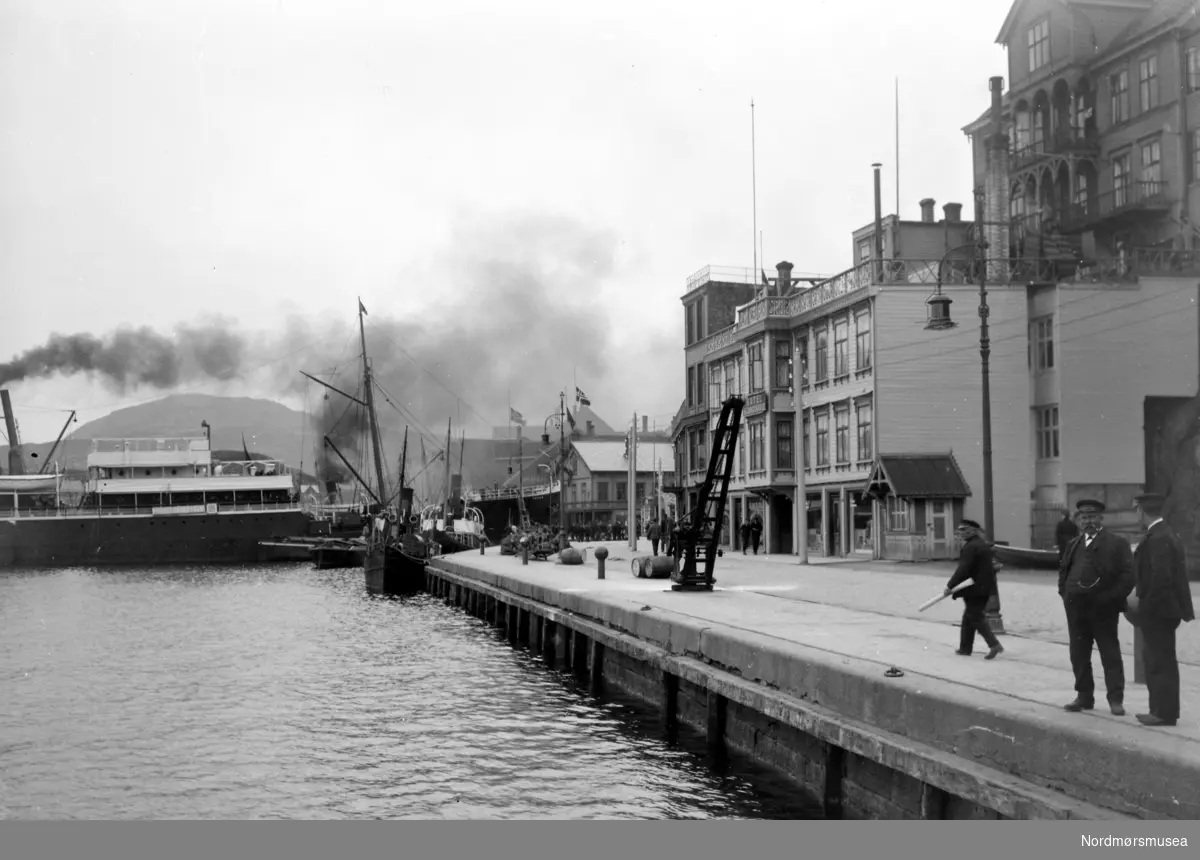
[0, 393, 663, 497]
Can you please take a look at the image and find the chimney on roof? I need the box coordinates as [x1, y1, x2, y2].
[642, 415, 648, 433]
[774, 260, 794, 296]
[919, 198, 936, 223]
[943, 202, 963, 223]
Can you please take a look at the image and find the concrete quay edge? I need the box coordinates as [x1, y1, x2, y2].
[428, 554, 1180, 820]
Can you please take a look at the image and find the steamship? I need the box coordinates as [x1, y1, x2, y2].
[0, 403, 313, 568]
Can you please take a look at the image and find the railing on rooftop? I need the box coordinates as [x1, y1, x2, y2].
[686, 264, 829, 293]
[696, 249, 1200, 354]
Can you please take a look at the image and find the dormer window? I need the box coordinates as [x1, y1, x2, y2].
[1028, 19, 1049, 73]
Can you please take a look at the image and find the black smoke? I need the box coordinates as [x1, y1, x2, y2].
[0, 319, 245, 391]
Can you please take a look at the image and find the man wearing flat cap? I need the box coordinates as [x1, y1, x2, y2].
[1127, 492, 1195, 727]
[944, 519, 1003, 659]
[1058, 499, 1135, 715]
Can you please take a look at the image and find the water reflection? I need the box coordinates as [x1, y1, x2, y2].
[0, 565, 821, 819]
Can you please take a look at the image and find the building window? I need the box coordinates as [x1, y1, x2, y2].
[597, 481, 609, 502]
[1109, 70, 1128, 125]
[1028, 19, 1049, 72]
[1112, 152, 1131, 207]
[749, 421, 765, 471]
[796, 336, 809, 388]
[695, 427, 706, 471]
[1036, 405, 1060, 460]
[709, 364, 722, 407]
[802, 414, 810, 469]
[636, 482, 646, 502]
[748, 342, 764, 392]
[1189, 47, 1200, 92]
[616, 481, 627, 502]
[854, 309, 871, 370]
[738, 422, 746, 475]
[858, 240, 871, 261]
[1138, 54, 1158, 112]
[685, 304, 694, 345]
[1193, 130, 1200, 183]
[688, 429, 698, 472]
[815, 411, 829, 466]
[776, 420, 794, 470]
[886, 495, 910, 532]
[723, 361, 735, 402]
[834, 405, 850, 463]
[833, 317, 849, 377]
[774, 339, 792, 389]
[855, 400, 873, 461]
[695, 360, 704, 405]
[1031, 316, 1054, 371]
[814, 327, 829, 382]
[1073, 172, 1088, 207]
[686, 366, 695, 407]
[1141, 139, 1162, 188]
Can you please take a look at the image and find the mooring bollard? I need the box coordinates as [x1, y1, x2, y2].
[479, 542, 485, 556]
[521, 538, 529, 566]
[594, 546, 608, 579]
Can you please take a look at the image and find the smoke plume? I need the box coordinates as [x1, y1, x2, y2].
[0, 319, 246, 391]
[2, 212, 623, 488]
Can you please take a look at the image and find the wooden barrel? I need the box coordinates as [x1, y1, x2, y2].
[645, 555, 675, 578]
[631, 557, 647, 577]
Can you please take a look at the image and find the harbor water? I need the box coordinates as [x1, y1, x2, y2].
[0, 564, 823, 819]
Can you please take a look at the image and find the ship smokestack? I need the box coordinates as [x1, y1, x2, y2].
[1, 390, 24, 475]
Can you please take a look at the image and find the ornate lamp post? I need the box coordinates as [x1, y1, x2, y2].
[923, 186, 1004, 633]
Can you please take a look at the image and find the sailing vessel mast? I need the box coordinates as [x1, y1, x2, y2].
[397, 426, 408, 515]
[442, 417, 452, 519]
[358, 298, 389, 504]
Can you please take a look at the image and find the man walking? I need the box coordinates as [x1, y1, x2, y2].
[750, 514, 763, 555]
[1129, 492, 1195, 727]
[1055, 508, 1079, 565]
[647, 519, 661, 557]
[739, 519, 751, 555]
[944, 519, 1003, 659]
[1058, 499, 1135, 716]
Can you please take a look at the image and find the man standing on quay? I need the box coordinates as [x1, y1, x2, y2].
[944, 519, 1003, 660]
[1058, 499, 1135, 716]
[1128, 492, 1195, 727]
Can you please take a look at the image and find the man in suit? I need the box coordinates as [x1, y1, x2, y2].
[1055, 508, 1079, 565]
[1058, 499, 1136, 715]
[1128, 492, 1195, 727]
[944, 519, 1003, 659]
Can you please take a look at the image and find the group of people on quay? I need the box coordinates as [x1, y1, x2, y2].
[945, 494, 1195, 728]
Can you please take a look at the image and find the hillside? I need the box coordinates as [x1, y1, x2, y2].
[0, 394, 646, 495]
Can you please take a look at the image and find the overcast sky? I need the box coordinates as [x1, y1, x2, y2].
[1, 0, 1012, 445]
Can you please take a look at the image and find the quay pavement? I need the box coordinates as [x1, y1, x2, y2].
[433, 539, 1200, 819]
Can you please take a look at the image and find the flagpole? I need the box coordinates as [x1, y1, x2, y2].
[751, 97, 758, 282]
[895, 76, 900, 220]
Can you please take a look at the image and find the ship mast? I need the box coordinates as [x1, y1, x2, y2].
[443, 417, 452, 517]
[358, 299, 389, 504]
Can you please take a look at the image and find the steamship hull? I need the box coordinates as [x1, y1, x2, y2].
[364, 543, 427, 595]
[0, 508, 313, 568]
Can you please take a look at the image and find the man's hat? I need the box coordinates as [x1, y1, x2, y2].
[958, 518, 982, 530]
[1076, 499, 1106, 513]
[1134, 492, 1166, 507]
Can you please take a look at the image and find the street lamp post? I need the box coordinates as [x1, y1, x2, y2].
[924, 186, 1003, 632]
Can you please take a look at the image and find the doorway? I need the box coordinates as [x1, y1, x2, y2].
[927, 499, 953, 558]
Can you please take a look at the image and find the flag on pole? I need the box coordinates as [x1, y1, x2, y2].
[575, 387, 591, 407]
[359, 299, 368, 316]
[761, 269, 771, 287]
[565, 406, 577, 431]
[509, 407, 526, 426]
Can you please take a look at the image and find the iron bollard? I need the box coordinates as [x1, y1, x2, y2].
[521, 537, 529, 566]
[594, 546, 608, 579]
[480, 542, 485, 556]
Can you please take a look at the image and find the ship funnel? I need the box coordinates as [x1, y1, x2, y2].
[1, 390, 25, 475]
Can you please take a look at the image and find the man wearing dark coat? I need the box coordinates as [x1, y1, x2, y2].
[1058, 499, 1135, 716]
[944, 519, 1003, 659]
[1055, 508, 1079, 564]
[1127, 492, 1195, 727]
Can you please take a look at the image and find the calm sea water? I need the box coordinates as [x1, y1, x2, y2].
[0, 564, 822, 820]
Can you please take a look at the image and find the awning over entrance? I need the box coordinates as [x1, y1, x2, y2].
[862, 453, 971, 500]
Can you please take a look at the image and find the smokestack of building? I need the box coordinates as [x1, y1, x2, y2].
[775, 260, 794, 296]
[982, 76, 1011, 278]
[872, 164, 883, 274]
[943, 202, 963, 223]
[920, 198, 936, 223]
